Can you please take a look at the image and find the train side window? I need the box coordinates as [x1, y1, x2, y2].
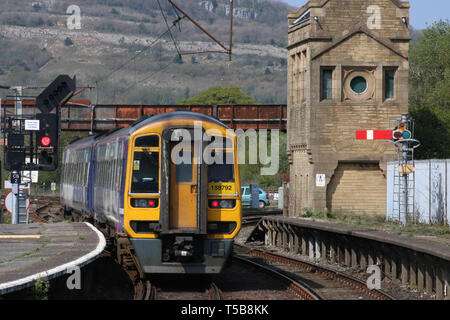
[110, 159, 115, 189]
[116, 159, 120, 188]
[99, 162, 103, 187]
[103, 161, 106, 187]
[107, 160, 110, 189]
[85, 162, 89, 187]
[75, 163, 79, 185]
[110, 160, 114, 189]
[97, 162, 100, 186]
[81, 162, 84, 186]
[104, 161, 107, 187]
[131, 151, 159, 193]
[103, 161, 107, 187]
[117, 158, 123, 189]
[208, 151, 235, 183]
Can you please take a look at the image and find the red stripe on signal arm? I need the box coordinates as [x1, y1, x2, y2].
[356, 130, 393, 140]
[373, 130, 393, 140]
[356, 131, 367, 140]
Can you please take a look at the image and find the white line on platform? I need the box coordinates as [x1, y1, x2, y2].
[0, 222, 106, 295]
[0, 235, 41, 239]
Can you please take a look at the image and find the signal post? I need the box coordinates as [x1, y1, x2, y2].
[2, 75, 76, 223]
[356, 114, 420, 225]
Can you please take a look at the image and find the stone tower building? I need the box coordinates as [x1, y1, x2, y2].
[286, 0, 410, 216]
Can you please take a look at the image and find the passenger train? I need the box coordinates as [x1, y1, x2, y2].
[60, 111, 241, 273]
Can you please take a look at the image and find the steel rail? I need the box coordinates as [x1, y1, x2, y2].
[232, 255, 321, 300]
[234, 243, 396, 300]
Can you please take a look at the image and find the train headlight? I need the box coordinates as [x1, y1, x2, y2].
[208, 199, 236, 209]
[131, 198, 159, 208]
[220, 199, 234, 208]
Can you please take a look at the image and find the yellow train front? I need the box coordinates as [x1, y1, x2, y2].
[62, 111, 241, 274]
[127, 112, 241, 273]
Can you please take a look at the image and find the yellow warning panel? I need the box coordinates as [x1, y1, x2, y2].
[395, 164, 415, 175]
[208, 182, 236, 195]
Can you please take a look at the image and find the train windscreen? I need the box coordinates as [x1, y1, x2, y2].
[131, 151, 159, 193]
[208, 151, 234, 183]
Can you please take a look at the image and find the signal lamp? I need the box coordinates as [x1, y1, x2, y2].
[393, 130, 403, 140]
[41, 136, 51, 147]
[402, 130, 411, 139]
[211, 200, 219, 208]
[38, 150, 53, 165]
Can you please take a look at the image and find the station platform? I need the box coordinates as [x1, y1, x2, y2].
[0, 222, 106, 295]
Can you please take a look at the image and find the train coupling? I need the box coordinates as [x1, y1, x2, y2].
[174, 236, 195, 257]
[162, 236, 195, 261]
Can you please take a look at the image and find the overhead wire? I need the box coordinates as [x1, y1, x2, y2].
[95, 14, 185, 103]
[97, 0, 233, 102]
[157, 0, 182, 58]
[95, 24, 179, 89]
[120, 59, 176, 94]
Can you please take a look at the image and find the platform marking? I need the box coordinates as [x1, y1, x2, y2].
[0, 235, 41, 239]
[0, 222, 106, 295]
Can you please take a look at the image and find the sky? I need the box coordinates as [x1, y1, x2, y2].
[280, 0, 450, 29]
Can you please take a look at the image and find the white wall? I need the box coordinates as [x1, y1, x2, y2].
[387, 160, 450, 224]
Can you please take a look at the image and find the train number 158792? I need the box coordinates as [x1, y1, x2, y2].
[208, 183, 235, 195]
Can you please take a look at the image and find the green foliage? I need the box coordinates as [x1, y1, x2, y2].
[31, 278, 49, 300]
[177, 86, 256, 105]
[409, 20, 450, 159]
[299, 208, 335, 219]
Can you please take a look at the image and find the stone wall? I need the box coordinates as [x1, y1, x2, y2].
[287, 0, 410, 216]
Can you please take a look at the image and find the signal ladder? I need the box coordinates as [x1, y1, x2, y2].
[392, 144, 417, 225]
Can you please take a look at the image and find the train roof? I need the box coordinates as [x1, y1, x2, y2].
[66, 111, 228, 149]
[132, 111, 228, 131]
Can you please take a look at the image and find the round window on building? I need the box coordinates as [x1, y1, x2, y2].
[350, 76, 368, 94]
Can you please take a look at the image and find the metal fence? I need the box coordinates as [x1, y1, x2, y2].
[387, 160, 450, 225]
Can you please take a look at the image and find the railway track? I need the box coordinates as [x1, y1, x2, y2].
[144, 276, 223, 300]
[239, 214, 396, 300]
[234, 242, 395, 300]
[29, 199, 64, 223]
[119, 211, 395, 301]
[232, 255, 320, 300]
[24, 200, 398, 300]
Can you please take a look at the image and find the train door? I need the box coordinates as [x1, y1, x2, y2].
[169, 141, 198, 229]
[159, 127, 207, 234]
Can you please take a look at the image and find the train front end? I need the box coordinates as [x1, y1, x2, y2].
[124, 113, 241, 273]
